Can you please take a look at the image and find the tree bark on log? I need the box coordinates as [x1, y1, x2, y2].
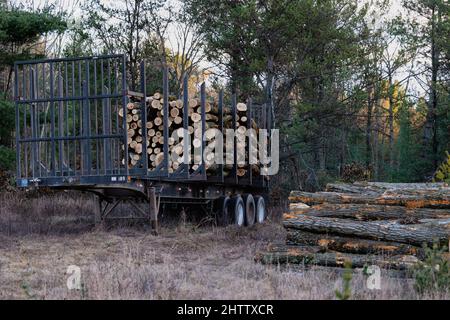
[288, 203, 450, 221]
[354, 182, 448, 191]
[289, 191, 450, 209]
[284, 215, 450, 246]
[326, 182, 448, 194]
[255, 246, 419, 270]
[286, 230, 423, 256]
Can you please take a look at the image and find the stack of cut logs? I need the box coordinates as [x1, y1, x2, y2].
[120, 92, 261, 176]
[256, 182, 450, 270]
[235, 103, 261, 177]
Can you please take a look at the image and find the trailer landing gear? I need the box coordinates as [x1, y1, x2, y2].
[92, 186, 160, 235]
[147, 186, 160, 235]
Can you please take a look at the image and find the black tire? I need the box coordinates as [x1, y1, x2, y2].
[254, 196, 267, 224]
[215, 196, 231, 226]
[230, 196, 245, 227]
[242, 194, 256, 227]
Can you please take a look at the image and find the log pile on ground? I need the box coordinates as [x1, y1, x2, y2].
[256, 182, 450, 270]
[120, 93, 262, 176]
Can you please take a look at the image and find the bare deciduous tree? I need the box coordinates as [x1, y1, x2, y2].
[168, 12, 207, 91]
[82, 0, 149, 89]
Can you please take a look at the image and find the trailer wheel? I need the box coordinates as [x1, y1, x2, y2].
[254, 196, 266, 224]
[230, 196, 245, 227]
[242, 194, 256, 227]
[215, 196, 231, 226]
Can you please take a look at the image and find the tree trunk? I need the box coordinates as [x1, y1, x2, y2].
[286, 230, 422, 256]
[327, 182, 448, 194]
[288, 203, 450, 221]
[388, 75, 395, 172]
[424, 5, 440, 171]
[289, 191, 450, 209]
[283, 215, 450, 246]
[266, 55, 275, 129]
[255, 245, 419, 270]
[366, 84, 373, 168]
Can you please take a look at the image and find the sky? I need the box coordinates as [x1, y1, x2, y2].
[10, 0, 185, 58]
[8, 0, 424, 96]
[11, 0, 411, 51]
[12, 0, 411, 48]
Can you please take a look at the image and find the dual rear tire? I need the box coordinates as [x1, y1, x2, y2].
[254, 196, 266, 224]
[216, 194, 266, 227]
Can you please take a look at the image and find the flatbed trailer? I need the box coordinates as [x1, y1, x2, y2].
[14, 55, 272, 233]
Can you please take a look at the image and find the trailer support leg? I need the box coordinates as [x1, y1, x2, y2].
[148, 187, 159, 235]
[94, 197, 103, 226]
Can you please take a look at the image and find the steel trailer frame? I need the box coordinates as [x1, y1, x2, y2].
[14, 54, 271, 232]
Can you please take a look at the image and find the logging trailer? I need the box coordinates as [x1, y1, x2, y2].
[14, 54, 272, 233]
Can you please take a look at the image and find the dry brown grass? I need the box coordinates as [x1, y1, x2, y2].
[0, 192, 448, 300]
[0, 191, 96, 235]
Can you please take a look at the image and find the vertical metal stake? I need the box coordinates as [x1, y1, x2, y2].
[148, 186, 159, 235]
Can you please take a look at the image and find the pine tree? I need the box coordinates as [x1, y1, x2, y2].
[395, 104, 424, 182]
[434, 152, 450, 183]
[0, 5, 66, 171]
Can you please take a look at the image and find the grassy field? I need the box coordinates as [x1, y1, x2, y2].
[0, 192, 448, 300]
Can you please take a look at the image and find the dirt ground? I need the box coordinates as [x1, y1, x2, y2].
[0, 192, 448, 300]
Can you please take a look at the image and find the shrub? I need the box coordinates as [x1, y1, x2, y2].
[413, 243, 450, 295]
[0, 145, 15, 171]
[0, 98, 15, 146]
[335, 262, 353, 300]
[434, 151, 450, 183]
